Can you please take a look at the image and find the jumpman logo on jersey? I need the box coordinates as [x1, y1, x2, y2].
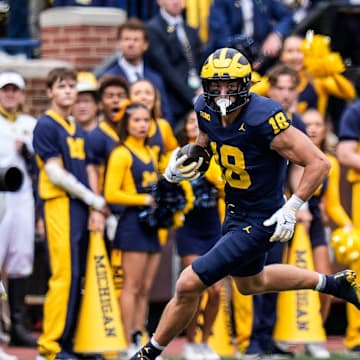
[238, 123, 246, 131]
[242, 225, 252, 233]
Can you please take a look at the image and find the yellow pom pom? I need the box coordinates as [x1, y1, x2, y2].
[330, 227, 360, 265]
[301, 31, 345, 77]
[301, 32, 331, 58]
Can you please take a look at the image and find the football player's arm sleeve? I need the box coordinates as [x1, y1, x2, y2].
[324, 155, 352, 227]
[104, 148, 150, 206]
[45, 160, 105, 211]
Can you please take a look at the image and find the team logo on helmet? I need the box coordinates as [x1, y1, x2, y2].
[201, 48, 252, 114]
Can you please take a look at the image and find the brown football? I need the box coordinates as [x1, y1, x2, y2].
[177, 144, 211, 173]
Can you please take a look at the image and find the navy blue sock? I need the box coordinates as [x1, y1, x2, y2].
[321, 275, 337, 295]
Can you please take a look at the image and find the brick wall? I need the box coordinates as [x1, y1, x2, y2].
[40, 7, 127, 71]
[0, 7, 127, 118]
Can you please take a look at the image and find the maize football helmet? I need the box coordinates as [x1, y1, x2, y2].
[201, 47, 252, 114]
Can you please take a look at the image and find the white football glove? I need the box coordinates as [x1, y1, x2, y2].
[164, 148, 204, 183]
[263, 194, 304, 242]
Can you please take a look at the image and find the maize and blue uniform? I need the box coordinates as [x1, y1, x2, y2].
[175, 159, 223, 257]
[87, 119, 177, 203]
[191, 93, 289, 286]
[104, 139, 161, 253]
[87, 121, 122, 214]
[297, 81, 318, 114]
[87, 121, 118, 169]
[33, 110, 91, 357]
[148, 118, 178, 160]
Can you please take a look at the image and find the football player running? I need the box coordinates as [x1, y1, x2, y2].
[129, 48, 360, 360]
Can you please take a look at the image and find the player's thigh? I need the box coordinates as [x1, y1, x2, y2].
[192, 219, 272, 286]
[232, 271, 265, 295]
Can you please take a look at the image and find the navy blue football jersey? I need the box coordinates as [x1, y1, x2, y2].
[195, 93, 290, 213]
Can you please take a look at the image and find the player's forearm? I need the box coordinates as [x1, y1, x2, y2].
[295, 159, 330, 201]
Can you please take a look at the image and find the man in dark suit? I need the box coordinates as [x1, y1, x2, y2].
[205, 0, 295, 74]
[146, 0, 203, 128]
[98, 18, 174, 124]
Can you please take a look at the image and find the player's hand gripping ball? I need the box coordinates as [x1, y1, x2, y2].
[163, 145, 211, 183]
[177, 144, 211, 174]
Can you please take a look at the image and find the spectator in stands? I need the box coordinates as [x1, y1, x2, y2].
[86, 76, 130, 253]
[34, 67, 106, 360]
[0, 71, 38, 348]
[103, 101, 162, 358]
[96, 17, 173, 124]
[146, 0, 203, 128]
[129, 79, 178, 171]
[87, 75, 129, 192]
[252, 34, 356, 132]
[73, 72, 99, 132]
[205, 0, 295, 74]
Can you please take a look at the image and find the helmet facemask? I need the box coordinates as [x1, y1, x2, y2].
[201, 48, 252, 115]
[202, 77, 251, 115]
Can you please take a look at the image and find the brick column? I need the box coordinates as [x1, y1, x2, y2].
[40, 7, 127, 71]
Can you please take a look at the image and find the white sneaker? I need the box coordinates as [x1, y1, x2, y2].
[200, 343, 220, 360]
[0, 348, 17, 360]
[126, 343, 141, 358]
[182, 342, 204, 360]
[304, 343, 330, 359]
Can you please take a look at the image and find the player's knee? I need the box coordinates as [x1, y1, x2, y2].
[175, 266, 206, 301]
